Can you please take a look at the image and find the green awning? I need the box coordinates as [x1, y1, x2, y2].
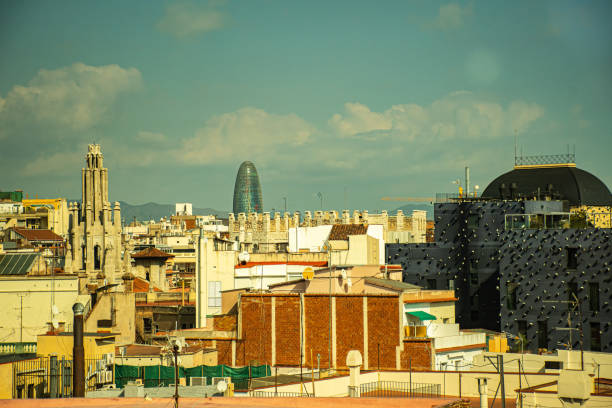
[406, 311, 436, 321]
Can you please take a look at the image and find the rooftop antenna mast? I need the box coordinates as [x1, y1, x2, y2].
[514, 129, 518, 165]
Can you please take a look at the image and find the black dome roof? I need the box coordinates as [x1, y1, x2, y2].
[481, 166, 612, 206]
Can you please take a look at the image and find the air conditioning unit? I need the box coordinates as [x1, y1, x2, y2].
[189, 377, 207, 386]
[212, 377, 231, 386]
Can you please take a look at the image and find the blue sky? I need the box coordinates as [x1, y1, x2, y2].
[1, 0, 611, 213]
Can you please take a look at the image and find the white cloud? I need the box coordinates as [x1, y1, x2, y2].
[429, 2, 472, 30]
[175, 107, 315, 164]
[22, 151, 83, 177]
[508, 101, 545, 133]
[0, 62, 141, 138]
[328, 92, 543, 142]
[157, 1, 226, 38]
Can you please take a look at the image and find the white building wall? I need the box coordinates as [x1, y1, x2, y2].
[0, 276, 80, 342]
[366, 224, 385, 265]
[288, 225, 333, 253]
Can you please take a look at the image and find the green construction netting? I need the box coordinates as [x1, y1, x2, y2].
[115, 364, 271, 388]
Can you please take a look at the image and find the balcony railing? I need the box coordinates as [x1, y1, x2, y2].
[0, 342, 37, 355]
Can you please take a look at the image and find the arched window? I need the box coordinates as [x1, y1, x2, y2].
[94, 245, 101, 270]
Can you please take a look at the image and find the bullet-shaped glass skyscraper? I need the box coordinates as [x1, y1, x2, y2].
[233, 161, 263, 214]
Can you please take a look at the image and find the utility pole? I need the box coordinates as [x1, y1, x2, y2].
[173, 343, 179, 408]
[498, 354, 506, 408]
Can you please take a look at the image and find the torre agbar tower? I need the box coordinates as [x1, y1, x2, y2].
[65, 144, 123, 285]
[232, 161, 263, 214]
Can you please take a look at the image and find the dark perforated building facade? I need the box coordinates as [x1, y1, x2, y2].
[387, 164, 612, 353]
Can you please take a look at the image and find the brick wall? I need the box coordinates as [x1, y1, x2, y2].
[275, 295, 301, 366]
[367, 296, 399, 369]
[216, 340, 233, 366]
[241, 295, 272, 365]
[236, 338, 246, 366]
[304, 296, 332, 367]
[336, 296, 364, 369]
[239, 293, 404, 370]
[400, 339, 433, 370]
[212, 314, 237, 331]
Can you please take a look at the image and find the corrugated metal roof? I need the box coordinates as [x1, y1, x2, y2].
[0, 253, 38, 275]
[364, 277, 421, 291]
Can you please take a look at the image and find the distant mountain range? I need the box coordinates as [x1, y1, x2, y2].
[118, 201, 228, 222]
[68, 200, 228, 222]
[393, 203, 434, 219]
[67, 200, 432, 221]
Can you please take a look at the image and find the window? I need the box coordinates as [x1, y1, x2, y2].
[427, 279, 437, 290]
[507, 282, 518, 310]
[143, 318, 152, 334]
[208, 281, 222, 308]
[566, 247, 578, 270]
[467, 214, 479, 229]
[589, 282, 600, 312]
[470, 271, 479, 285]
[94, 245, 101, 270]
[590, 322, 601, 351]
[538, 321, 548, 350]
[544, 361, 562, 370]
[567, 281, 578, 302]
[469, 260, 478, 284]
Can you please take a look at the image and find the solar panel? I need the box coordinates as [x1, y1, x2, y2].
[0, 253, 38, 275]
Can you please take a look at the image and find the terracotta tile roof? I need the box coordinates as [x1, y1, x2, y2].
[132, 276, 162, 292]
[136, 300, 195, 306]
[328, 224, 367, 240]
[11, 228, 63, 242]
[235, 261, 327, 269]
[131, 247, 174, 259]
[116, 344, 163, 357]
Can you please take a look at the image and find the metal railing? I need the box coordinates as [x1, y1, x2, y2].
[359, 381, 441, 398]
[12, 356, 72, 399]
[504, 212, 610, 230]
[515, 153, 575, 166]
[251, 390, 311, 397]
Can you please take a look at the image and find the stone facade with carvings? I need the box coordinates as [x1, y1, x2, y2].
[64, 144, 123, 285]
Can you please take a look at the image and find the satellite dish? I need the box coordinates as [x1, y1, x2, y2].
[216, 380, 227, 393]
[238, 251, 250, 265]
[340, 270, 347, 280]
[52, 319, 59, 329]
